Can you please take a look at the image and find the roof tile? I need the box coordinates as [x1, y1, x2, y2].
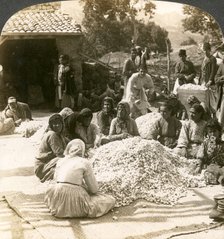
[2, 9, 82, 35]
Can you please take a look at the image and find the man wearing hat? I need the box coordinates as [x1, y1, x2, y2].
[173, 49, 196, 94]
[3, 96, 32, 126]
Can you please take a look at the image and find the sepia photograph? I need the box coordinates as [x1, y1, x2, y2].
[0, 0, 224, 238]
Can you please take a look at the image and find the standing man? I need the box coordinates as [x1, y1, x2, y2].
[199, 42, 218, 115]
[54, 54, 75, 110]
[199, 42, 217, 87]
[173, 49, 196, 95]
[122, 48, 138, 98]
[124, 67, 155, 119]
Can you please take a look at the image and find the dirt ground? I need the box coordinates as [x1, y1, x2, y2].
[0, 110, 224, 239]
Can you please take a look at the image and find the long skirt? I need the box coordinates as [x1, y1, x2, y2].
[34, 157, 59, 183]
[44, 183, 116, 218]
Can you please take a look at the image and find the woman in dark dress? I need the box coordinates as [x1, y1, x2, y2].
[34, 114, 68, 183]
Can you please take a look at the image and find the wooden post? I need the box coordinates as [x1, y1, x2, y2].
[166, 38, 171, 93]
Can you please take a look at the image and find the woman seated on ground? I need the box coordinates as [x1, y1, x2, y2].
[195, 119, 224, 182]
[89, 83, 114, 112]
[34, 114, 68, 183]
[75, 108, 101, 150]
[45, 139, 115, 218]
[59, 107, 79, 140]
[147, 102, 182, 148]
[3, 96, 32, 126]
[187, 95, 213, 120]
[174, 103, 207, 158]
[101, 101, 139, 143]
[0, 112, 15, 135]
[97, 97, 116, 136]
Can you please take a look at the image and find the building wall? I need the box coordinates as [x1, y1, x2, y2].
[56, 35, 83, 92]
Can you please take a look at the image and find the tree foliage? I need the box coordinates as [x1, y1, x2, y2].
[81, 0, 168, 57]
[182, 5, 223, 42]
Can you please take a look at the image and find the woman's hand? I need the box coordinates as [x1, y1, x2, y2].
[15, 119, 22, 126]
[121, 133, 131, 139]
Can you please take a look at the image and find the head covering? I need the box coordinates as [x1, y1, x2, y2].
[48, 113, 64, 131]
[77, 108, 93, 122]
[8, 96, 17, 104]
[203, 42, 211, 51]
[190, 103, 205, 116]
[103, 96, 114, 110]
[59, 107, 74, 120]
[64, 139, 85, 157]
[187, 95, 200, 105]
[117, 101, 130, 119]
[179, 49, 186, 57]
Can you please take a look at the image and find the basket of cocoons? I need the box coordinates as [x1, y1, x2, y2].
[91, 137, 206, 208]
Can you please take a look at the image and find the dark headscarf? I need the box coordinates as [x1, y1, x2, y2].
[48, 114, 64, 132]
[77, 108, 93, 122]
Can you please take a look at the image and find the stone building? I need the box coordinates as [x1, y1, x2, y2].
[0, 2, 83, 109]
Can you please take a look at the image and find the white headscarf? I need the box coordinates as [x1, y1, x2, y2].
[64, 139, 85, 158]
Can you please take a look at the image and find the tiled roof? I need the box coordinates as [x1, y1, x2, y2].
[2, 9, 82, 35]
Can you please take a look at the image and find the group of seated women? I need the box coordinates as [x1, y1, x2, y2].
[34, 112, 116, 218]
[34, 94, 224, 218]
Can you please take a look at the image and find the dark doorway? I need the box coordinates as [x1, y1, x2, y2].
[0, 38, 58, 109]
